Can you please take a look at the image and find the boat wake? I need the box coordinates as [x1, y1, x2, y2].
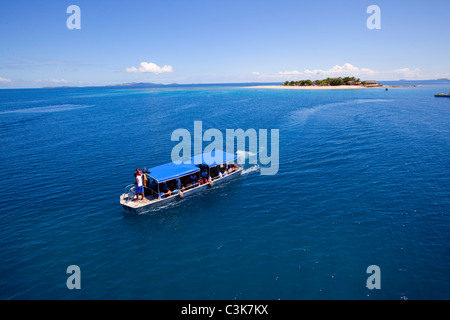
[241, 165, 260, 175]
[236, 150, 261, 175]
[286, 98, 394, 128]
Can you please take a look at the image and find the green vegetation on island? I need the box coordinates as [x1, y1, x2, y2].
[283, 77, 381, 87]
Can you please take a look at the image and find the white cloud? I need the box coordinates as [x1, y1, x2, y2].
[278, 70, 302, 75]
[126, 62, 174, 74]
[0, 77, 12, 82]
[253, 63, 422, 81]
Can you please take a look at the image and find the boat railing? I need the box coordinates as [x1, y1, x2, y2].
[145, 186, 160, 200]
[123, 184, 161, 202]
[123, 184, 136, 202]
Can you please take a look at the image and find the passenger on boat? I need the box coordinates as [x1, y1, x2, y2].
[134, 170, 145, 201]
[190, 174, 198, 183]
[142, 168, 151, 187]
[142, 172, 149, 187]
[212, 166, 222, 179]
[161, 182, 172, 197]
[181, 176, 192, 189]
[175, 178, 185, 191]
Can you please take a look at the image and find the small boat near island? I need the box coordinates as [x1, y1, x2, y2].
[120, 150, 243, 214]
[435, 92, 450, 97]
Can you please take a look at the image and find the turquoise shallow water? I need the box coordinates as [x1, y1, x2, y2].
[0, 83, 449, 299]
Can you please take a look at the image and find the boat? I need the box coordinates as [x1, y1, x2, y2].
[435, 93, 450, 97]
[120, 150, 243, 214]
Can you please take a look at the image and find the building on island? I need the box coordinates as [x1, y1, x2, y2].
[364, 80, 382, 87]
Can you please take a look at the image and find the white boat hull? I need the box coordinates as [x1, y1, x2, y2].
[120, 169, 242, 214]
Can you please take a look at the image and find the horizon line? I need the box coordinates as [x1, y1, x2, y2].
[0, 78, 449, 90]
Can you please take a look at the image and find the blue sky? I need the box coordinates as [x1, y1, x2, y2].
[1, 0, 449, 88]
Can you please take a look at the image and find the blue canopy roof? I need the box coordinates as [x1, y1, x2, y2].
[189, 150, 237, 166]
[146, 151, 237, 182]
[148, 162, 199, 183]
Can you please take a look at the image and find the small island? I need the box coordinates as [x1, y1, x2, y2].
[282, 77, 382, 88]
[247, 77, 388, 90]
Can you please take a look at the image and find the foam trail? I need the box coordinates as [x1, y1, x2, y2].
[241, 165, 260, 175]
[286, 99, 393, 129]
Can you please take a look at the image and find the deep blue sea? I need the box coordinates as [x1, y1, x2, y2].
[0, 81, 449, 299]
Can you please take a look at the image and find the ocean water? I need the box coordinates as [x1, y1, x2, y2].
[0, 83, 449, 299]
